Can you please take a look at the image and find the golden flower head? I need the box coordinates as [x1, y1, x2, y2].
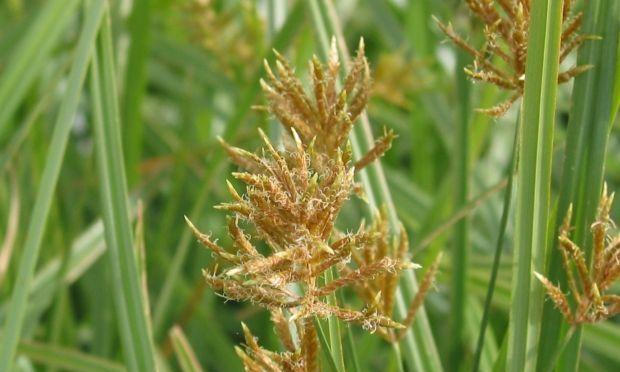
[536, 184, 620, 325]
[258, 38, 395, 170]
[436, 0, 596, 116]
[186, 40, 438, 365]
[187, 128, 414, 331]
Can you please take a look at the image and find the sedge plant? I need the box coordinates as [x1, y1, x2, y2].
[186, 41, 441, 371]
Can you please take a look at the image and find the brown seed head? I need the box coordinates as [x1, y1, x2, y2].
[436, 0, 595, 116]
[536, 184, 620, 324]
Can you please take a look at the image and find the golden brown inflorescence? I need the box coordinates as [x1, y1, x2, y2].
[436, 0, 595, 116]
[184, 0, 264, 79]
[339, 210, 443, 343]
[536, 185, 620, 325]
[187, 129, 408, 329]
[234, 314, 318, 372]
[187, 40, 441, 371]
[256, 38, 395, 163]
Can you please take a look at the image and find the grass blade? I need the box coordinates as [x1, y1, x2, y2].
[507, 1, 564, 370]
[338, 291, 361, 372]
[0, 168, 20, 286]
[466, 296, 498, 372]
[122, 0, 151, 186]
[450, 48, 471, 371]
[314, 319, 340, 372]
[170, 325, 204, 372]
[554, 1, 620, 369]
[325, 269, 346, 371]
[472, 123, 518, 372]
[89, 6, 157, 370]
[18, 341, 125, 372]
[536, 1, 620, 370]
[0, 0, 79, 136]
[0, 2, 105, 369]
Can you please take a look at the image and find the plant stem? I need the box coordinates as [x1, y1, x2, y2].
[472, 119, 519, 372]
[122, 0, 151, 187]
[536, 1, 619, 370]
[507, 0, 564, 370]
[451, 47, 471, 371]
[90, 7, 157, 370]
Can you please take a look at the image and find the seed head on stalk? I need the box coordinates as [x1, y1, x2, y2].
[187, 40, 442, 370]
[536, 185, 620, 324]
[435, 0, 596, 116]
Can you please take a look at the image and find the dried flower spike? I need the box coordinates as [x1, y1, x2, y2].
[184, 0, 264, 79]
[341, 211, 442, 342]
[258, 38, 394, 169]
[536, 184, 620, 324]
[234, 316, 316, 371]
[188, 129, 415, 331]
[436, 0, 596, 116]
[187, 42, 439, 367]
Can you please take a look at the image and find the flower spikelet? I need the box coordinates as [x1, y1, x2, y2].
[235, 317, 314, 372]
[187, 44, 439, 366]
[185, 0, 264, 79]
[343, 210, 442, 342]
[536, 184, 620, 324]
[188, 129, 415, 330]
[258, 38, 393, 169]
[435, 0, 596, 116]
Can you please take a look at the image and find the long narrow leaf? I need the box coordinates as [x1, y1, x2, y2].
[122, 0, 151, 186]
[473, 121, 518, 372]
[18, 341, 125, 372]
[170, 326, 204, 372]
[450, 47, 471, 371]
[537, 0, 620, 370]
[90, 8, 157, 370]
[508, 1, 564, 370]
[0, 0, 79, 136]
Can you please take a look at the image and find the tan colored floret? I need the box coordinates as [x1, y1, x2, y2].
[436, 0, 596, 116]
[188, 42, 441, 371]
[536, 185, 620, 324]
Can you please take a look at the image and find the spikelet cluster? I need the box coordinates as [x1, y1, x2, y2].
[257, 39, 395, 166]
[235, 313, 318, 372]
[436, 0, 595, 116]
[184, 0, 264, 79]
[187, 40, 440, 371]
[187, 128, 409, 330]
[339, 210, 442, 342]
[536, 185, 620, 324]
[372, 52, 430, 108]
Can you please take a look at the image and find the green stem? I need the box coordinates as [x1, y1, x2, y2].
[90, 8, 157, 369]
[472, 120, 519, 372]
[122, 0, 151, 187]
[0, 0, 79, 137]
[325, 269, 346, 372]
[536, 0, 619, 370]
[315, 319, 341, 372]
[508, 0, 564, 370]
[451, 47, 471, 371]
